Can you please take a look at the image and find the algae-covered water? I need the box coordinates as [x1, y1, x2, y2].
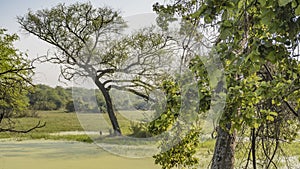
[0, 140, 159, 169]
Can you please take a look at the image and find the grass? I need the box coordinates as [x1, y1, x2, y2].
[0, 111, 84, 140]
[0, 111, 123, 142]
[0, 110, 151, 142]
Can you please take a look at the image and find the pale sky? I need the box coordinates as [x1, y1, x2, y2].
[0, 0, 163, 87]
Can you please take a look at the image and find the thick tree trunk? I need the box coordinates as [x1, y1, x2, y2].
[95, 79, 122, 136]
[211, 126, 237, 169]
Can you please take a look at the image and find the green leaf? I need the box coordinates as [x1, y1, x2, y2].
[204, 15, 212, 23]
[261, 10, 273, 26]
[292, 1, 298, 8]
[220, 28, 232, 40]
[237, 0, 244, 9]
[266, 115, 274, 121]
[226, 2, 235, 9]
[266, 51, 276, 63]
[272, 99, 276, 105]
[295, 6, 300, 15]
[253, 122, 260, 129]
[195, 4, 207, 16]
[258, 0, 266, 6]
[278, 0, 292, 6]
[269, 111, 278, 116]
[222, 20, 232, 27]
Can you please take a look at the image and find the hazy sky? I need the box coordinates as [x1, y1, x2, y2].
[0, 0, 163, 87]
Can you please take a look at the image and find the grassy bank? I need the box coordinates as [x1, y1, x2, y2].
[0, 111, 85, 141]
[0, 111, 136, 142]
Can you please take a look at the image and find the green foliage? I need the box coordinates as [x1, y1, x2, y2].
[153, 128, 201, 169]
[28, 85, 105, 112]
[129, 122, 153, 138]
[28, 84, 66, 110]
[17, 2, 127, 81]
[198, 0, 300, 144]
[65, 100, 75, 112]
[27, 84, 155, 113]
[153, 0, 300, 168]
[148, 79, 181, 135]
[147, 69, 211, 168]
[0, 28, 33, 119]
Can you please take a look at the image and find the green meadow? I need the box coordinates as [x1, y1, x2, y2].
[0, 111, 140, 141]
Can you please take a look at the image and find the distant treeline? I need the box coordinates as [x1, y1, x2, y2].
[27, 84, 151, 112]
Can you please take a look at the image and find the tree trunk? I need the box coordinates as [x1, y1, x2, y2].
[95, 79, 122, 136]
[0, 112, 4, 123]
[211, 126, 237, 169]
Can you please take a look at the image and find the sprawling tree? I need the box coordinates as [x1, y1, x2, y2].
[18, 2, 175, 135]
[0, 28, 45, 132]
[152, 0, 300, 168]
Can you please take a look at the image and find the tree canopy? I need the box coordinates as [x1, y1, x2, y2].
[151, 0, 300, 168]
[0, 28, 45, 132]
[18, 2, 176, 135]
[0, 29, 32, 118]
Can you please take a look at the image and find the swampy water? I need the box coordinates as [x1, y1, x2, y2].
[0, 140, 159, 169]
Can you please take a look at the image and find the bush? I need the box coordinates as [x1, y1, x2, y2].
[65, 100, 75, 112]
[129, 122, 152, 138]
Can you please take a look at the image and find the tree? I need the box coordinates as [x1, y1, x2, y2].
[65, 100, 77, 112]
[55, 86, 70, 108]
[18, 2, 175, 135]
[152, 0, 300, 168]
[27, 84, 109, 112]
[28, 84, 65, 110]
[0, 28, 45, 132]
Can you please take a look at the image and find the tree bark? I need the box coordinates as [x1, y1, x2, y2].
[95, 79, 122, 136]
[211, 125, 237, 169]
[0, 112, 4, 123]
[251, 128, 257, 169]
